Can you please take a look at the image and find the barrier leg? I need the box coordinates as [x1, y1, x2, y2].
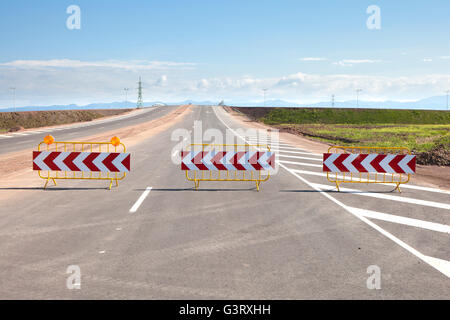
[394, 182, 402, 193]
[109, 179, 113, 190]
[44, 177, 57, 189]
[194, 180, 200, 190]
[255, 181, 260, 191]
[44, 178, 50, 189]
[115, 179, 119, 187]
[335, 182, 340, 192]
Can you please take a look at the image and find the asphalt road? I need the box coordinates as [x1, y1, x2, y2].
[0, 106, 176, 155]
[0, 105, 449, 299]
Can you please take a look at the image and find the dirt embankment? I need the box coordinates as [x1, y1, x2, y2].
[0, 109, 132, 132]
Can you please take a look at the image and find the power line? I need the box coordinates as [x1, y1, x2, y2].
[124, 88, 130, 103]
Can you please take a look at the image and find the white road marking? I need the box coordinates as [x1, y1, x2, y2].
[271, 146, 320, 153]
[0, 135, 13, 138]
[279, 160, 323, 168]
[290, 169, 450, 194]
[10, 132, 29, 136]
[290, 169, 327, 177]
[349, 206, 450, 234]
[279, 154, 323, 162]
[129, 187, 153, 213]
[311, 182, 450, 210]
[247, 140, 291, 146]
[213, 105, 450, 278]
[271, 149, 321, 157]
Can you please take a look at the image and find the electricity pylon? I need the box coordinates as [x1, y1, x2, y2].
[137, 77, 143, 109]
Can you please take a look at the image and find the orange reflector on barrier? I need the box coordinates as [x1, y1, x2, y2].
[111, 136, 121, 147]
[43, 135, 54, 145]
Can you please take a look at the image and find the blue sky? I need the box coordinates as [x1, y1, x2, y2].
[0, 0, 449, 107]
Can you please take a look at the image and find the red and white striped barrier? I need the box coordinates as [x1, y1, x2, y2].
[323, 153, 416, 174]
[33, 151, 131, 173]
[181, 150, 275, 171]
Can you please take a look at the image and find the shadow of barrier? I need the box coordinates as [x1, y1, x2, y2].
[181, 144, 275, 191]
[32, 135, 130, 190]
[323, 146, 416, 193]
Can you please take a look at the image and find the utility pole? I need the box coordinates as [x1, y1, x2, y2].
[331, 94, 335, 108]
[137, 77, 143, 109]
[262, 88, 268, 107]
[446, 90, 450, 111]
[124, 88, 130, 104]
[10, 87, 16, 112]
[356, 89, 362, 108]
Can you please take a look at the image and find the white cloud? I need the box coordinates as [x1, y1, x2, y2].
[155, 75, 168, 86]
[0, 59, 196, 70]
[440, 56, 450, 60]
[300, 57, 327, 61]
[1, 59, 449, 107]
[423, 58, 433, 62]
[333, 59, 382, 67]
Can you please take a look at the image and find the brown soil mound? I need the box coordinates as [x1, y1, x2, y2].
[416, 145, 450, 166]
[0, 109, 132, 131]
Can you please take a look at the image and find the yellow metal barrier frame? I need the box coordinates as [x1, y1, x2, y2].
[185, 144, 272, 191]
[37, 140, 127, 190]
[326, 146, 412, 193]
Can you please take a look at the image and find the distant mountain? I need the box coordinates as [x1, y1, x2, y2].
[227, 95, 449, 110]
[0, 96, 448, 112]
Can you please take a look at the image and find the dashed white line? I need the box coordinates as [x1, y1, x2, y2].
[129, 187, 153, 213]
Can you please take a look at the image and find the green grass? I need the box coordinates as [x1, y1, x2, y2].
[262, 108, 450, 125]
[254, 108, 450, 153]
[278, 124, 450, 152]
